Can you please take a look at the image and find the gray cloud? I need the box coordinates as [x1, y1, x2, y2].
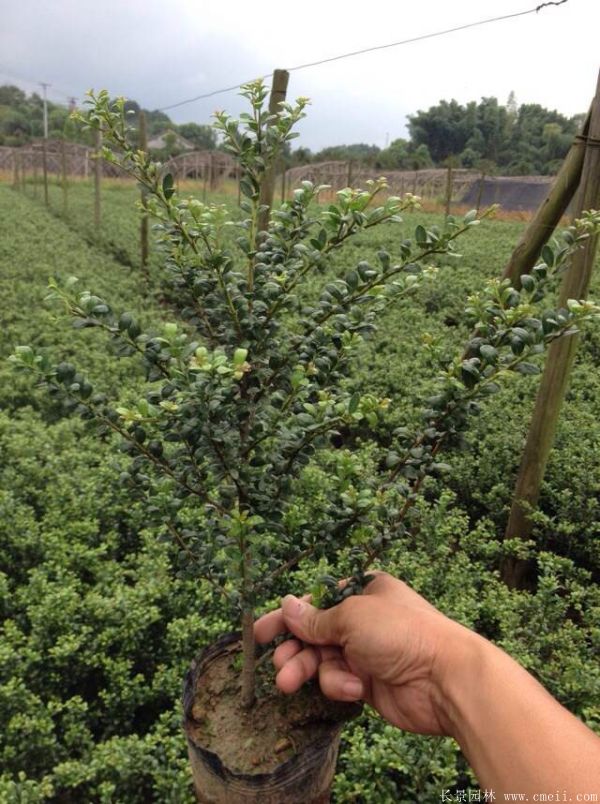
[1, 0, 598, 151]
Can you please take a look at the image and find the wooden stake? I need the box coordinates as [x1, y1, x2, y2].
[476, 172, 485, 213]
[209, 152, 216, 191]
[12, 150, 19, 190]
[502, 73, 600, 588]
[281, 162, 287, 204]
[445, 161, 453, 217]
[502, 107, 592, 287]
[33, 151, 38, 198]
[257, 69, 289, 232]
[139, 111, 150, 280]
[41, 139, 49, 206]
[94, 128, 102, 232]
[61, 140, 69, 215]
[19, 151, 26, 192]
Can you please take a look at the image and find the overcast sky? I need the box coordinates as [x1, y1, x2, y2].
[1, 0, 599, 150]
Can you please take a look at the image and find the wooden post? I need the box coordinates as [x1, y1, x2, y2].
[202, 161, 208, 201]
[33, 150, 38, 198]
[281, 162, 287, 204]
[209, 152, 216, 191]
[41, 139, 49, 206]
[139, 112, 150, 280]
[502, 72, 600, 589]
[61, 140, 69, 215]
[444, 162, 453, 217]
[257, 69, 289, 232]
[346, 160, 353, 188]
[476, 172, 486, 213]
[502, 106, 592, 287]
[94, 128, 102, 232]
[19, 151, 27, 195]
[12, 150, 19, 190]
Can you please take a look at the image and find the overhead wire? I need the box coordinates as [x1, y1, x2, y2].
[157, 0, 569, 112]
[0, 1, 569, 115]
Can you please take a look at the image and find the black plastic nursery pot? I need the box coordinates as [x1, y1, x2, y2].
[182, 632, 358, 803]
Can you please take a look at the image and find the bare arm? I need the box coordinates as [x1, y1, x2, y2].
[440, 631, 600, 798]
[254, 572, 600, 798]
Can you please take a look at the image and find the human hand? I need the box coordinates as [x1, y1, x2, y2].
[254, 572, 476, 736]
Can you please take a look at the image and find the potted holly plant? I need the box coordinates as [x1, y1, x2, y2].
[10, 82, 600, 803]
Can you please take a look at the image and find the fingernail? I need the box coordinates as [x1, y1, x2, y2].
[282, 594, 305, 617]
[342, 679, 364, 699]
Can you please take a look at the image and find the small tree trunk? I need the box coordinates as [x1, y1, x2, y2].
[240, 609, 256, 709]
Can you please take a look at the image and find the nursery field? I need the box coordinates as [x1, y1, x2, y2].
[1, 180, 600, 803]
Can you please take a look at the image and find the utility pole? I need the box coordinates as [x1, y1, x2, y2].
[40, 82, 50, 139]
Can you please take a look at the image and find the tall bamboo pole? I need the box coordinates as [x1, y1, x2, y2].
[139, 112, 150, 282]
[502, 72, 600, 588]
[502, 107, 592, 287]
[257, 69, 289, 232]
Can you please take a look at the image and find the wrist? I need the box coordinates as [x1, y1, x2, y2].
[431, 621, 495, 741]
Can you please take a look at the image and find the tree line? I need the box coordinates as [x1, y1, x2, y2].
[0, 85, 584, 176]
[297, 94, 584, 176]
[0, 85, 216, 156]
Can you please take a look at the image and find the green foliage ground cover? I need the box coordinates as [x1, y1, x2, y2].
[1, 182, 599, 802]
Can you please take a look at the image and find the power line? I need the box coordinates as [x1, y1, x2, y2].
[0, 66, 80, 103]
[157, 0, 569, 112]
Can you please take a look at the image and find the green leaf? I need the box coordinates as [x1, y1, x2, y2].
[415, 225, 427, 246]
[162, 173, 175, 200]
[461, 361, 480, 388]
[479, 345, 497, 362]
[541, 244, 554, 267]
[520, 274, 535, 292]
[233, 348, 248, 366]
[515, 362, 540, 375]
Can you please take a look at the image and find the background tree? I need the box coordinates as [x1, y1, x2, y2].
[177, 122, 217, 150]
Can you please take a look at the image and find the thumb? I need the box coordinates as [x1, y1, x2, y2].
[281, 595, 344, 646]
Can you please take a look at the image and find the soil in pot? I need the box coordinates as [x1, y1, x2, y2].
[186, 635, 360, 775]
